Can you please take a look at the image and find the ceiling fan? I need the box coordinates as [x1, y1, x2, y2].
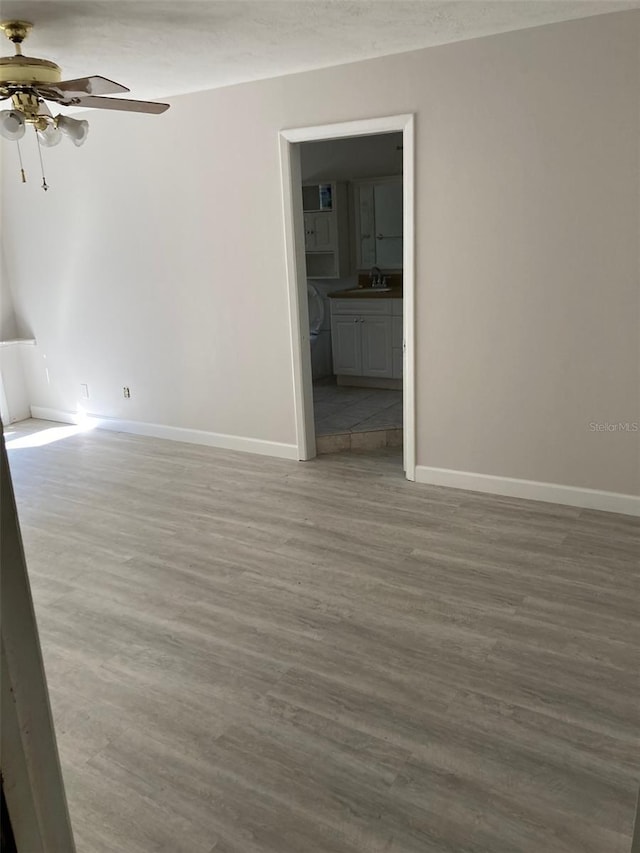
[0, 19, 169, 185]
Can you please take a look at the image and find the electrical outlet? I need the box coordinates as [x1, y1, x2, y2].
[123, 387, 131, 399]
[80, 383, 89, 399]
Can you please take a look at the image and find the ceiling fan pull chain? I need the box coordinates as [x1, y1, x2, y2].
[15, 137, 26, 183]
[34, 127, 49, 191]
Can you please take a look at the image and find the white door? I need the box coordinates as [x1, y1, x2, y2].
[361, 316, 393, 377]
[374, 182, 403, 268]
[332, 316, 362, 375]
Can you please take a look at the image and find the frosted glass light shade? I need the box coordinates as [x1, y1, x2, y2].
[0, 110, 26, 141]
[56, 115, 89, 147]
[37, 123, 62, 147]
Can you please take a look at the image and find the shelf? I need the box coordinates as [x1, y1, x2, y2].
[302, 183, 333, 213]
[305, 253, 337, 279]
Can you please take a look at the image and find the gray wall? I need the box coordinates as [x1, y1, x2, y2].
[301, 133, 403, 182]
[2, 10, 639, 494]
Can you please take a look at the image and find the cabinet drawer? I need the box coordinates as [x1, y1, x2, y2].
[391, 299, 403, 316]
[392, 347, 403, 379]
[392, 316, 403, 348]
[330, 298, 392, 316]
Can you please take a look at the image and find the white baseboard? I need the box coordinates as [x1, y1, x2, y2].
[24, 408, 640, 515]
[30, 407, 299, 461]
[30, 407, 79, 425]
[415, 465, 640, 517]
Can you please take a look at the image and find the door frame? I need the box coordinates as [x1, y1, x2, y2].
[279, 114, 416, 480]
[1, 424, 77, 852]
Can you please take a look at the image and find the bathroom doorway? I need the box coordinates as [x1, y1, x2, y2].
[279, 115, 415, 480]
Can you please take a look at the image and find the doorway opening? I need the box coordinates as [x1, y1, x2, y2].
[280, 115, 415, 480]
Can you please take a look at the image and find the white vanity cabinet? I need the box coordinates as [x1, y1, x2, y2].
[302, 182, 349, 279]
[331, 314, 365, 375]
[391, 310, 403, 380]
[354, 177, 403, 270]
[330, 299, 402, 380]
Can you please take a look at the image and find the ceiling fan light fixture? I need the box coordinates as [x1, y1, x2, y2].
[1, 20, 169, 189]
[0, 108, 25, 140]
[55, 114, 89, 146]
[37, 122, 62, 147]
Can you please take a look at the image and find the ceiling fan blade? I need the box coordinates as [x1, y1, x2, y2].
[38, 99, 53, 117]
[51, 76, 130, 97]
[72, 95, 169, 114]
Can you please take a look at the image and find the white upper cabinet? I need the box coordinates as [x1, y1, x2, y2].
[357, 184, 377, 269]
[304, 212, 336, 252]
[373, 182, 403, 268]
[354, 177, 403, 270]
[302, 182, 349, 279]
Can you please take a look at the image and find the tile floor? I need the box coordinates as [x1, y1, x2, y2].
[313, 380, 402, 437]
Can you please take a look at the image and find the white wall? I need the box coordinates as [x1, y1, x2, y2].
[0, 244, 19, 341]
[2, 11, 639, 495]
[0, 243, 31, 426]
[0, 344, 31, 424]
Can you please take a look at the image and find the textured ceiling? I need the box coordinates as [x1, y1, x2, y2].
[1, 1, 638, 101]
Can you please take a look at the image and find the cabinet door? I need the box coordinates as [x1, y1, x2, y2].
[331, 316, 363, 375]
[374, 182, 403, 268]
[391, 315, 403, 348]
[305, 212, 336, 252]
[356, 184, 377, 268]
[303, 213, 314, 251]
[392, 347, 403, 379]
[361, 316, 393, 378]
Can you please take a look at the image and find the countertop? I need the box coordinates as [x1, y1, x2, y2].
[327, 287, 403, 299]
[328, 272, 403, 299]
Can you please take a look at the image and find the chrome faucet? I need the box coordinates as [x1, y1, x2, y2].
[370, 266, 383, 288]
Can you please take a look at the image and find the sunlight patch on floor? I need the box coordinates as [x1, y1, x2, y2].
[5, 420, 98, 450]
